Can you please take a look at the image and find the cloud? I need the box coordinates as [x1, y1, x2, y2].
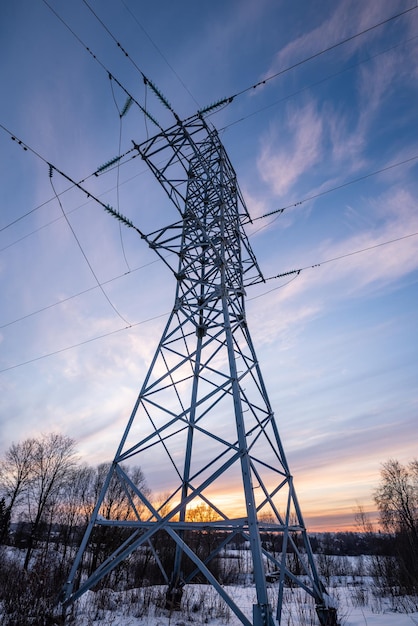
[316, 188, 418, 293]
[264, 0, 411, 81]
[254, 0, 417, 187]
[257, 100, 323, 197]
[353, 45, 415, 150]
[242, 181, 418, 383]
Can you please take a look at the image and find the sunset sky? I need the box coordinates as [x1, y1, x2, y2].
[1, 0, 418, 531]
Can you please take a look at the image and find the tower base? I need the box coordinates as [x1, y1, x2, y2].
[165, 584, 184, 611]
[253, 603, 276, 626]
[316, 605, 340, 626]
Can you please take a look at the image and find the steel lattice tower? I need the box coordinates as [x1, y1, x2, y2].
[62, 115, 338, 626]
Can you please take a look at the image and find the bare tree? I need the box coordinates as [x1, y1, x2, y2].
[0, 438, 36, 523]
[93, 462, 149, 521]
[374, 459, 418, 536]
[23, 433, 77, 570]
[374, 458, 418, 593]
[55, 464, 95, 563]
[355, 504, 375, 535]
[0, 497, 10, 542]
[88, 462, 150, 578]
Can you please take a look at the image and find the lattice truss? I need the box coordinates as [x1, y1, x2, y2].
[62, 116, 337, 626]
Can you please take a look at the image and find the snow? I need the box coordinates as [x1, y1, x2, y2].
[2, 548, 417, 625]
[66, 582, 418, 626]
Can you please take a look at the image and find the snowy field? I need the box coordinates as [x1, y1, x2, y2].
[2, 548, 418, 625]
[66, 582, 418, 626]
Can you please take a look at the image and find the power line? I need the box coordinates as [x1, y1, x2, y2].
[0, 123, 155, 328]
[2, 141, 415, 330]
[3, 112, 416, 248]
[0, 312, 169, 374]
[247, 273, 301, 301]
[2, 106, 417, 312]
[2, 4, 413, 239]
[0, 123, 148, 237]
[248, 154, 418, 228]
[81, 0, 189, 123]
[231, 5, 418, 101]
[2, 119, 417, 328]
[0, 257, 162, 331]
[2, 6, 417, 371]
[262, 230, 418, 284]
[299, 231, 418, 271]
[220, 32, 418, 133]
[42, 0, 417, 130]
[118, 0, 200, 107]
[0, 162, 147, 252]
[49, 171, 131, 326]
[48, 0, 181, 124]
[41, 0, 165, 129]
[0, 122, 138, 233]
[2, 227, 417, 373]
[108, 78, 132, 271]
[82, 1, 418, 118]
[0, 122, 184, 285]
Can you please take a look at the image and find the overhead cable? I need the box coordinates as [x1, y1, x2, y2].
[49, 169, 131, 326]
[41, 0, 164, 129]
[0, 122, 138, 233]
[220, 33, 418, 132]
[2, 228, 417, 373]
[248, 154, 418, 226]
[0, 160, 148, 249]
[3, 22, 415, 236]
[119, 0, 200, 107]
[81, 1, 418, 119]
[82, 0, 181, 121]
[0, 257, 162, 331]
[231, 5, 418, 101]
[3, 125, 141, 234]
[0, 312, 169, 374]
[43, 0, 417, 128]
[262, 230, 418, 284]
[2, 117, 417, 267]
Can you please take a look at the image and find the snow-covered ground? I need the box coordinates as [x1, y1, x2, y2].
[2, 548, 417, 625]
[67, 582, 418, 626]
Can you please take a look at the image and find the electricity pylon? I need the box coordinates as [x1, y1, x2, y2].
[62, 115, 338, 626]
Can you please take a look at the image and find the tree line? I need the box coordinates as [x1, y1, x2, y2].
[0, 433, 147, 572]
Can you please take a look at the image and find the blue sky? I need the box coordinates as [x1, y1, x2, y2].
[1, 0, 417, 530]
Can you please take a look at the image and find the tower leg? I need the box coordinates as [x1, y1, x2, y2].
[253, 603, 276, 626]
[316, 605, 340, 626]
[165, 582, 184, 611]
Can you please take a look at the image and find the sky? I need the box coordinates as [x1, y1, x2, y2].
[0, 0, 417, 532]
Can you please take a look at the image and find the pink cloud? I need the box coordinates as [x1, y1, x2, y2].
[257, 101, 323, 196]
